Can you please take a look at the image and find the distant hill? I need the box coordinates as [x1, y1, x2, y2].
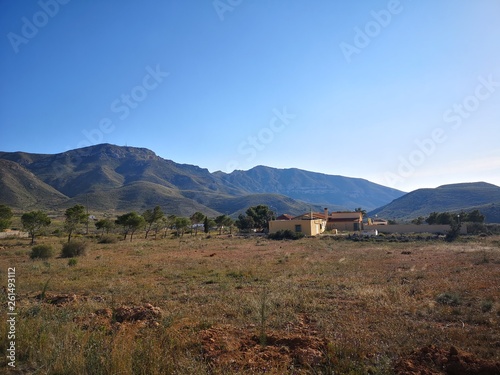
[0, 159, 68, 210]
[214, 166, 404, 211]
[369, 182, 500, 223]
[0, 143, 405, 216]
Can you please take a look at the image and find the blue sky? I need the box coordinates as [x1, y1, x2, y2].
[1, 0, 499, 192]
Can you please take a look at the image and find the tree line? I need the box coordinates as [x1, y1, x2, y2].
[411, 210, 485, 225]
[0, 203, 276, 244]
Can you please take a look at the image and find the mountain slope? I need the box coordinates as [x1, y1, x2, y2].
[180, 190, 324, 217]
[214, 166, 405, 211]
[0, 144, 407, 215]
[369, 182, 500, 223]
[0, 144, 239, 197]
[0, 159, 69, 209]
[61, 181, 222, 217]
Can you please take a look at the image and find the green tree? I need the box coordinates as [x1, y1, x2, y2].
[224, 216, 234, 234]
[245, 205, 274, 230]
[159, 215, 177, 238]
[464, 210, 484, 223]
[411, 216, 425, 225]
[64, 204, 88, 243]
[151, 216, 166, 240]
[235, 214, 255, 231]
[446, 220, 462, 242]
[21, 211, 51, 245]
[95, 218, 114, 237]
[426, 212, 453, 225]
[214, 214, 233, 235]
[354, 207, 367, 217]
[174, 217, 191, 237]
[425, 212, 438, 225]
[156, 217, 168, 239]
[115, 212, 145, 241]
[0, 204, 13, 231]
[203, 216, 210, 234]
[190, 211, 206, 236]
[143, 206, 164, 238]
[437, 212, 453, 225]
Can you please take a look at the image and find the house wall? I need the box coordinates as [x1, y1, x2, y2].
[327, 222, 362, 231]
[269, 219, 326, 236]
[363, 224, 467, 234]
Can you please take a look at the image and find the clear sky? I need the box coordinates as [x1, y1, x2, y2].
[1, 0, 499, 192]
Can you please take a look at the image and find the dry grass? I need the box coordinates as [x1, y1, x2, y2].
[0, 234, 499, 374]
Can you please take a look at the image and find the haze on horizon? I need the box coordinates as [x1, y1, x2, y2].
[1, 0, 499, 193]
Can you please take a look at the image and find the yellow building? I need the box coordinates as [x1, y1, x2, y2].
[269, 218, 326, 236]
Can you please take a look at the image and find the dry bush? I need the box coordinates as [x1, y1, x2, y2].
[61, 241, 87, 258]
[30, 244, 54, 259]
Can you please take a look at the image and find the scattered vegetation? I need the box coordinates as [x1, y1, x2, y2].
[64, 204, 88, 242]
[268, 229, 305, 240]
[1, 202, 500, 373]
[21, 210, 51, 244]
[0, 204, 13, 231]
[436, 292, 461, 306]
[67, 258, 78, 267]
[30, 244, 54, 260]
[98, 235, 118, 244]
[61, 241, 88, 258]
[115, 212, 146, 241]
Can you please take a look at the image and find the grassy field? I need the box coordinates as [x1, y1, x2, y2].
[1, 233, 499, 374]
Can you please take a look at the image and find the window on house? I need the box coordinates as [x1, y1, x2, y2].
[295, 225, 302, 232]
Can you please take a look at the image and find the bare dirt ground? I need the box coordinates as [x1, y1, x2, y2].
[1, 234, 499, 374]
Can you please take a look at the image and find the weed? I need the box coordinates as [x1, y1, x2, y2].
[259, 286, 268, 347]
[1, 234, 500, 373]
[68, 258, 78, 267]
[61, 241, 87, 258]
[436, 292, 461, 306]
[98, 235, 117, 244]
[481, 300, 493, 313]
[226, 271, 244, 279]
[268, 229, 305, 240]
[30, 244, 54, 259]
[40, 277, 52, 301]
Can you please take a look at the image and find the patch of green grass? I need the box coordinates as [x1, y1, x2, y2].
[436, 292, 461, 306]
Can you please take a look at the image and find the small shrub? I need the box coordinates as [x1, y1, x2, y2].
[436, 292, 461, 306]
[61, 241, 87, 258]
[481, 300, 493, 313]
[52, 229, 64, 237]
[98, 235, 117, 244]
[68, 258, 78, 267]
[268, 229, 305, 240]
[445, 223, 461, 242]
[30, 244, 54, 260]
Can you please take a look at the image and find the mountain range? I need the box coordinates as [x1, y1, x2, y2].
[369, 182, 500, 223]
[0, 143, 403, 216]
[1, 144, 499, 223]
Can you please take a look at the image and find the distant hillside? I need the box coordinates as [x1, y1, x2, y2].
[0, 159, 68, 210]
[61, 181, 222, 217]
[0, 143, 406, 216]
[180, 191, 324, 217]
[0, 144, 238, 197]
[369, 182, 500, 223]
[214, 166, 404, 211]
